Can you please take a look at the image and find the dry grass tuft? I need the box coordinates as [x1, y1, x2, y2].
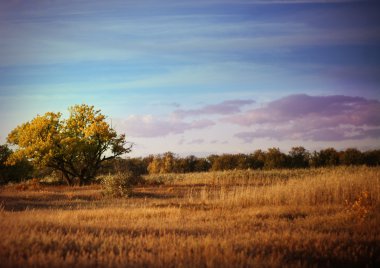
[345, 190, 374, 222]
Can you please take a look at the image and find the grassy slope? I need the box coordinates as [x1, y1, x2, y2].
[0, 167, 379, 267]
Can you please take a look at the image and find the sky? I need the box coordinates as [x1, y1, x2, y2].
[1, 0, 380, 157]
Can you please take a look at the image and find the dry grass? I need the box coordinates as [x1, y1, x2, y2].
[0, 166, 379, 267]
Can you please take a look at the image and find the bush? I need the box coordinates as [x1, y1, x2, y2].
[14, 178, 41, 191]
[101, 171, 143, 198]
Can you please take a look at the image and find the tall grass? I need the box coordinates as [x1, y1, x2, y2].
[178, 166, 380, 207]
[0, 166, 379, 267]
[144, 167, 345, 186]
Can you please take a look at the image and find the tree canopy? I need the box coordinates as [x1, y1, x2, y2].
[6, 104, 131, 185]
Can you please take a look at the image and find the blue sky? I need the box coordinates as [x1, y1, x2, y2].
[1, 0, 379, 156]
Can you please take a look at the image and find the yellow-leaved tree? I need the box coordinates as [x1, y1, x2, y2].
[6, 104, 131, 185]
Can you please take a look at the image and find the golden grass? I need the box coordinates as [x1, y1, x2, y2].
[0, 166, 379, 267]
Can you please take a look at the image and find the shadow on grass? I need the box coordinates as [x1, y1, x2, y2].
[0, 186, 179, 211]
[0, 195, 101, 211]
[131, 191, 176, 199]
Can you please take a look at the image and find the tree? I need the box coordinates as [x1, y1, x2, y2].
[340, 148, 363, 166]
[0, 144, 33, 184]
[147, 156, 162, 174]
[208, 154, 221, 171]
[264, 148, 287, 169]
[6, 104, 131, 185]
[310, 148, 340, 167]
[162, 152, 175, 173]
[288, 146, 310, 168]
[175, 155, 197, 173]
[193, 157, 211, 172]
[123, 157, 149, 175]
[363, 150, 380, 166]
[99, 157, 148, 177]
[184, 155, 197, 173]
[248, 150, 265, 169]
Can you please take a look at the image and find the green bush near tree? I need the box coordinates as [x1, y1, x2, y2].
[101, 171, 143, 198]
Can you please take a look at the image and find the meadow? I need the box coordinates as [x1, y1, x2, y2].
[0, 166, 379, 267]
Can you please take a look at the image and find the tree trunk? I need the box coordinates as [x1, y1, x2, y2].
[62, 171, 74, 186]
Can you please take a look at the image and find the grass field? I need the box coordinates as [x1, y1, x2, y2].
[0, 167, 379, 267]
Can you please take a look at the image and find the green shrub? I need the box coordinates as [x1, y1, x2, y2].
[101, 171, 142, 198]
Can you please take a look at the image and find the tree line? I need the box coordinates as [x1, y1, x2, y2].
[100, 147, 380, 176]
[1, 144, 380, 184]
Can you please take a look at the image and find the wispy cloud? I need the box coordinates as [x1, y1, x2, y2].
[244, 0, 363, 3]
[1, 2, 379, 67]
[187, 139, 205, 145]
[173, 99, 255, 119]
[235, 127, 380, 142]
[210, 139, 229, 144]
[230, 94, 380, 142]
[119, 115, 214, 137]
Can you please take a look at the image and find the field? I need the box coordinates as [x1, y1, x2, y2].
[0, 167, 379, 267]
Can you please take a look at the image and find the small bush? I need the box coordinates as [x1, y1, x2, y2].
[14, 178, 41, 191]
[143, 175, 166, 186]
[101, 171, 142, 198]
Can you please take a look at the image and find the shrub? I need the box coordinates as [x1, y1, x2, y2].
[13, 178, 41, 191]
[101, 171, 142, 198]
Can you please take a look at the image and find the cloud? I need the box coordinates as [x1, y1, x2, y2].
[210, 139, 229, 144]
[235, 127, 378, 142]
[230, 94, 380, 142]
[228, 94, 380, 126]
[173, 99, 255, 118]
[245, 0, 362, 3]
[120, 115, 214, 138]
[187, 139, 205, 145]
[3, 2, 378, 67]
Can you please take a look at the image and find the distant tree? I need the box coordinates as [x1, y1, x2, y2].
[184, 155, 197, 173]
[235, 154, 249, 170]
[162, 152, 175, 173]
[363, 150, 380, 166]
[126, 157, 149, 175]
[0, 144, 11, 168]
[208, 154, 221, 171]
[147, 154, 211, 174]
[142, 155, 154, 171]
[310, 148, 340, 167]
[340, 148, 363, 166]
[175, 155, 197, 173]
[247, 150, 265, 169]
[193, 157, 211, 172]
[147, 156, 162, 174]
[222, 154, 238, 170]
[102, 157, 148, 176]
[209, 154, 240, 171]
[0, 144, 14, 184]
[0, 144, 33, 184]
[309, 151, 319, 168]
[264, 148, 287, 169]
[288, 146, 310, 168]
[6, 104, 130, 185]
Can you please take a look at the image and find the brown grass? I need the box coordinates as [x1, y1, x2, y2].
[0, 166, 379, 267]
